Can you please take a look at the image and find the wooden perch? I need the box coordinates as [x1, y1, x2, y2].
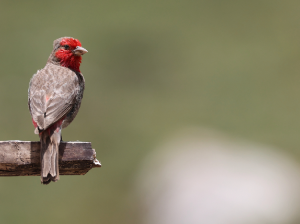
[0, 141, 101, 176]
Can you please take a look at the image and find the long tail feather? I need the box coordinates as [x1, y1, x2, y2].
[40, 129, 61, 185]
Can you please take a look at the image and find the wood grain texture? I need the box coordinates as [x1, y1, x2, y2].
[0, 141, 101, 176]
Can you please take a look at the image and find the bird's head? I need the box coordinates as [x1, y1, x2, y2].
[49, 37, 88, 72]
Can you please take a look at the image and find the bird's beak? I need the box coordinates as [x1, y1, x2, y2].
[73, 46, 88, 56]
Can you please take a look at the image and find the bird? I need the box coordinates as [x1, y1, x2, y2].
[28, 37, 88, 184]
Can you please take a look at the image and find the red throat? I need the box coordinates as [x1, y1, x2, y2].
[56, 51, 82, 72]
[55, 38, 82, 72]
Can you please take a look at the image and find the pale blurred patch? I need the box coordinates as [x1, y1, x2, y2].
[135, 128, 300, 224]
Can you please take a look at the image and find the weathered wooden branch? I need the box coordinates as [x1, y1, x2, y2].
[0, 141, 101, 176]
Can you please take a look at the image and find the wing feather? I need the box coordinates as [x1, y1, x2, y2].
[28, 63, 79, 131]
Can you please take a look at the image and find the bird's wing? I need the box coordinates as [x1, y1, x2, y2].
[28, 63, 79, 131]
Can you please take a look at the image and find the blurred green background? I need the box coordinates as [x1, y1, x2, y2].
[0, 0, 300, 223]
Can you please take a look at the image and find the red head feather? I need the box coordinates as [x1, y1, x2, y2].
[55, 38, 83, 72]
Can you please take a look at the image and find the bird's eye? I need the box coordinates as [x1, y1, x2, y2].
[64, 45, 70, 50]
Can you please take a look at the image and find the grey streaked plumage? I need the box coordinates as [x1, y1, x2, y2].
[28, 37, 86, 184]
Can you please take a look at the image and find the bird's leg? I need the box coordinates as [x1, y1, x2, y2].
[60, 134, 63, 142]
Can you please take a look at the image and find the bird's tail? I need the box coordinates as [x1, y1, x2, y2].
[40, 129, 61, 185]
